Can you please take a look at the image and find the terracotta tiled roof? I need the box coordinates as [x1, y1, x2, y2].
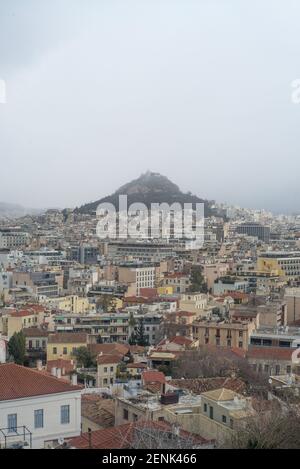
[46, 359, 75, 374]
[246, 346, 297, 361]
[127, 362, 147, 369]
[0, 363, 82, 401]
[142, 370, 166, 384]
[48, 332, 87, 344]
[97, 354, 121, 365]
[68, 420, 210, 449]
[23, 327, 49, 338]
[158, 336, 193, 347]
[81, 395, 114, 428]
[89, 343, 129, 357]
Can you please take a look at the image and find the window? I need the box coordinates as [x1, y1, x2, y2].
[53, 347, 57, 355]
[204, 403, 207, 412]
[264, 364, 269, 373]
[104, 367, 108, 373]
[63, 347, 67, 355]
[275, 365, 280, 375]
[238, 341, 243, 348]
[230, 418, 234, 429]
[110, 367, 114, 372]
[34, 409, 44, 429]
[123, 409, 129, 420]
[61, 405, 70, 424]
[222, 415, 227, 423]
[7, 414, 17, 433]
[287, 365, 292, 374]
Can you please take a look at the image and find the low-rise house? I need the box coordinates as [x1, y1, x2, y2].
[23, 327, 49, 364]
[198, 388, 255, 444]
[47, 332, 88, 361]
[157, 335, 196, 352]
[246, 346, 300, 376]
[0, 363, 82, 448]
[97, 353, 121, 387]
[126, 362, 147, 378]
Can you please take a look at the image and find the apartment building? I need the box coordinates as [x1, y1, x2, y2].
[213, 277, 249, 296]
[257, 252, 300, 280]
[236, 223, 270, 243]
[179, 293, 208, 315]
[192, 319, 255, 350]
[284, 288, 300, 324]
[249, 326, 300, 349]
[118, 263, 157, 296]
[161, 272, 190, 294]
[105, 242, 174, 262]
[0, 228, 29, 249]
[43, 295, 90, 314]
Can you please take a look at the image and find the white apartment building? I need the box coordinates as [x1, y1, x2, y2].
[0, 363, 81, 449]
[136, 266, 156, 295]
[0, 229, 29, 249]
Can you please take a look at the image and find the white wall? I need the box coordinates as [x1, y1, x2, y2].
[0, 390, 81, 449]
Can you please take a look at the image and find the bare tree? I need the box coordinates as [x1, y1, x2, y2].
[225, 405, 300, 449]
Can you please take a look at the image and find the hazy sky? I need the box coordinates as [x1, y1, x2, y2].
[1, 0, 300, 213]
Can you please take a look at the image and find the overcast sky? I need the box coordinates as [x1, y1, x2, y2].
[1, 0, 300, 213]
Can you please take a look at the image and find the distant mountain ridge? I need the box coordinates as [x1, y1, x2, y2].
[76, 171, 212, 215]
[0, 202, 42, 219]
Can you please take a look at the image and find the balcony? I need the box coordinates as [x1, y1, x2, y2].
[0, 426, 32, 449]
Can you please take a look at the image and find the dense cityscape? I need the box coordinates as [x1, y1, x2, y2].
[1, 172, 300, 449]
[2, 0, 300, 457]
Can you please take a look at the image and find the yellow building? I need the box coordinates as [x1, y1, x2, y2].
[257, 252, 300, 280]
[157, 286, 173, 295]
[47, 332, 88, 361]
[0, 308, 45, 339]
[192, 320, 255, 351]
[44, 295, 91, 314]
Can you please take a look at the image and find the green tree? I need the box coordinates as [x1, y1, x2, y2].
[96, 295, 116, 313]
[189, 266, 208, 293]
[73, 347, 96, 368]
[129, 317, 149, 346]
[8, 331, 26, 365]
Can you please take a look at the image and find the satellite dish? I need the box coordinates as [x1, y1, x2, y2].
[58, 437, 64, 446]
[268, 379, 272, 384]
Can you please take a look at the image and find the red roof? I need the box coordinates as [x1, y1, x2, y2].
[68, 421, 210, 449]
[0, 363, 82, 401]
[158, 336, 193, 347]
[46, 359, 75, 374]
[142, 370, 166, 384]
[247, 347, 298, 361]
[97, 354, 121, 365]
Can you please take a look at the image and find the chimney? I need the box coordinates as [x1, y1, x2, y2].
[56, 368, 62, 379]
[51, 367, 57, 377]
[36, 360, 43, 371]
[71, 373, 78, 385]
[88, 428, 92, 449]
